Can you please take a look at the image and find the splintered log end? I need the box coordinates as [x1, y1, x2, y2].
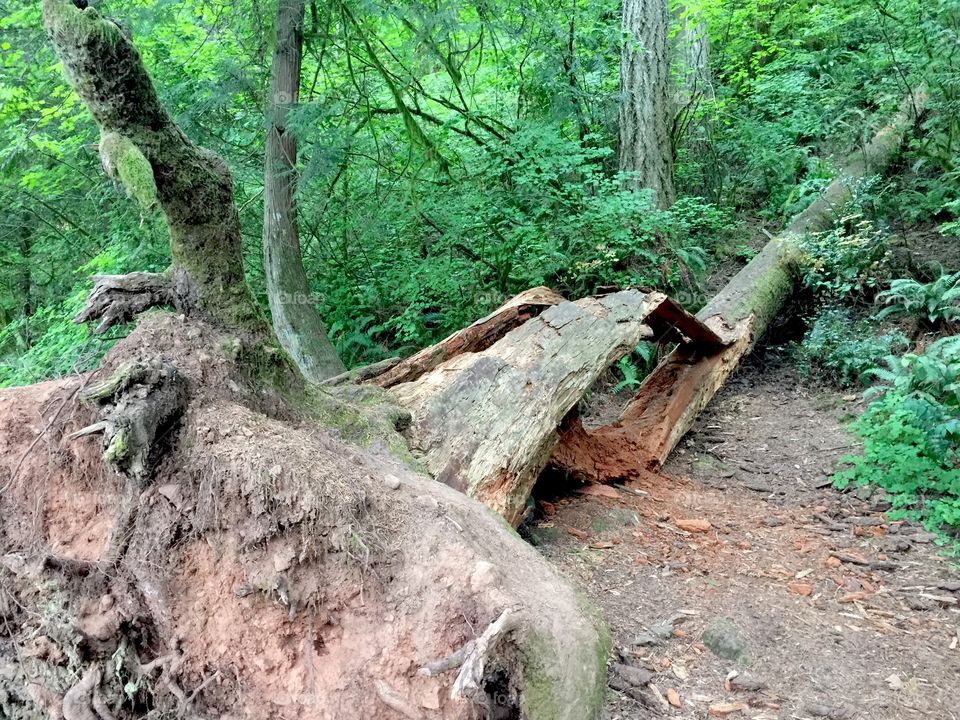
[74, 272, 174, 333]
[368, 286, 565, 388]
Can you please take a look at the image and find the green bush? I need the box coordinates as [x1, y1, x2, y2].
[875, 271, 960, 328]
[795, 307, 908, 387]
[835, 336, 960, 543]
[797, 212, 892, 304]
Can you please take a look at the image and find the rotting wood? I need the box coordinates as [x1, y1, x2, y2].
[380, 287, 724, 523]
[548, 89, 927, 482]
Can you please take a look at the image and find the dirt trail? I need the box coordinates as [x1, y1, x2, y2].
[530, 356, 960, 720]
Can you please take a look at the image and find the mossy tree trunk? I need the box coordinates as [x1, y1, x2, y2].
[263, 0, 346, 382]
[43, 0, 264, 333]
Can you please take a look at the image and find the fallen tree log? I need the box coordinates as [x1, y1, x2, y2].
[375, 290, 723, 525]
[550, 89, 927, 482]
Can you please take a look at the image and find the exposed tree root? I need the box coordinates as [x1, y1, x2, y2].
[74, 273, 175, 334]
[451, 608, 520, 705]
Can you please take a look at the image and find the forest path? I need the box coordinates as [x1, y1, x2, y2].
[529, 356, 960, 720]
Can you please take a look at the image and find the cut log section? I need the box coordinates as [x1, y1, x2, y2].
[549, 89, 927, 482]
[379, 289, 723, 525]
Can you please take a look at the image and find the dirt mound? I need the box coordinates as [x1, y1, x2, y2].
[0, 314, 607, 720]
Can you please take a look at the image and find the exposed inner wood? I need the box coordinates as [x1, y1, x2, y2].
[384, 289, 724, 523]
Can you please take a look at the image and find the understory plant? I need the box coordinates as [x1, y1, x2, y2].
[795, 307, 909, 387]
[875, 271, 960, 329]
[835, 336, 960, 544]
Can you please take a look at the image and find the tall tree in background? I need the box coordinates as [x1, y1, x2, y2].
[263, 0, 345, 381]
[619, 0, 675, 207]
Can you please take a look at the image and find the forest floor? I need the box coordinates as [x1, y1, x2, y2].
[526, 353, 960, 720]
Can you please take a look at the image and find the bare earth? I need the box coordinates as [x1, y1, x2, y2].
[531, 356, 960, 720]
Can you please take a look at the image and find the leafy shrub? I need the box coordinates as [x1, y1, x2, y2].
[795, 307, 908, 387]
[875, 271, 960, 328]
[797, 213, 892, 304]
[835, 336, 960, 542]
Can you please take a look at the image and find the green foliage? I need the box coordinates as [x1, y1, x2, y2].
[795, 307, 909, 387]
[797, 213, 892, 304]
[612, 342, 658, 393]
[876, 271, 960, 328]
[835, 336, 960, 542]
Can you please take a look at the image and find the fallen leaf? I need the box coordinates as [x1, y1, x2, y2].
[667, 688, 682, 708]
[565, 527, 588, 540]
[577, 484, 620, 499]
[675, 518, 712, 533]
[787, 582, 813, 596]
[708, 702, 748, 716]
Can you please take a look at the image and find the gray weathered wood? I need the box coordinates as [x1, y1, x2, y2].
[389, 290, 665, 524]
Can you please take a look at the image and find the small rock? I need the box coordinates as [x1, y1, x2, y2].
[937, 581, 960, 593]
[612, 662, 654, 687]
[813, 476, 833, 489]
[743, 479, 772, 493]
[702, 617, 749, 664]
[384, 474, 401, 490]
[762, 516, 784, 527]
[666, 687, 682, 708]
[469, 561, 498, 591]
[885, 674, 903, 690]
[912, 531, 937, 544]
[787, 582, 813, 597]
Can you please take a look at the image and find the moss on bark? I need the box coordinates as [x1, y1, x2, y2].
[43, 0, 264, 334]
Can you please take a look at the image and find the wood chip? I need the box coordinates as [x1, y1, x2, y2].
[675, 518, 712, 533]
[709, 701, 748, 716]
[787, 582, 813, 596]
[565, 527, 588, 540]
[838, 592, 867, 604]
[577, 484, 620, 500]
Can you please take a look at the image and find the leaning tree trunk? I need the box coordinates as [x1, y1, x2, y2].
[550, 90, 927, 483]
[619, 0, 675, 207]
[263, 0, 346, 382]
[43, 0, 263, 334]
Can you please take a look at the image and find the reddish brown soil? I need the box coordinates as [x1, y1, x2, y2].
[532, 357, 960, 720]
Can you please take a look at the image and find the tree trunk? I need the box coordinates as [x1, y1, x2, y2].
[373, 290, 723, 525]
[675, 12, 713, 105]
[619, 0, 675, 207]
[43, 0, 262, 333]
[264, 0, 345, 382]
[550, 90, 927, 482]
